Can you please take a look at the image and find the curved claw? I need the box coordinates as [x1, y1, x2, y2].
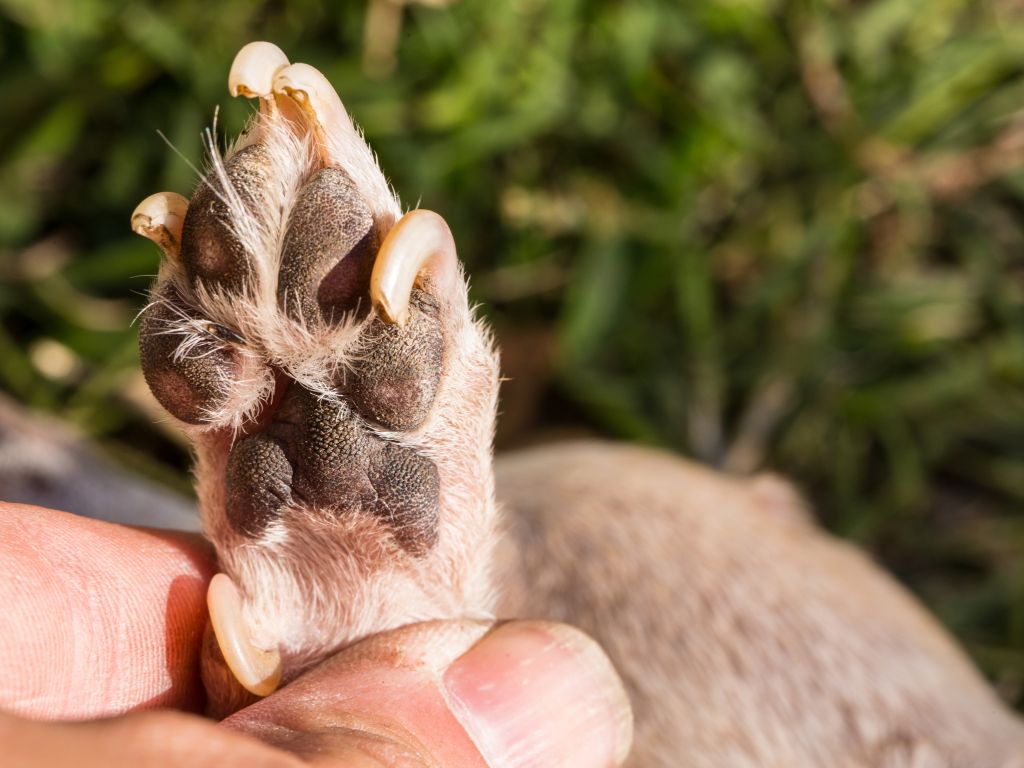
[229, 41, 291, 115]
[131, 192, 189, 264]
[271, 61, 399, 225]
[207, 573, 282, 697]
[370, 209, 459, 325]
[272, 62, 353, 163]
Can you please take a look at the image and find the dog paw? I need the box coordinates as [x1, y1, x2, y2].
[133, 42, 499, 712]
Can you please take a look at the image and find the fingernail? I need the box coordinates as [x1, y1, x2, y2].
[443, 621, 633, 768]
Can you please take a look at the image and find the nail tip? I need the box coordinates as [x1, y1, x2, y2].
[207, 573, 283, 699]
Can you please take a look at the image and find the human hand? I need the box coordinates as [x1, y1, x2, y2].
[0, 503, 632, 766]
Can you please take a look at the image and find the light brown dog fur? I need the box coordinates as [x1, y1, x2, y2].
[495, 441, 1024, 766]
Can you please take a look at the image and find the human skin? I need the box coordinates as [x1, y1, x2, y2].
[0, 502, 632, 767]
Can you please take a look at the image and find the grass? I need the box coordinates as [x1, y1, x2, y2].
[1, 0, 1023, 704]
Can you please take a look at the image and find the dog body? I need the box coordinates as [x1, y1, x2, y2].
[123, 41, 1024, 764]
[496, 441, 1024, 766]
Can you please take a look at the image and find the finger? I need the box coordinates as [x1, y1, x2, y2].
[0, 708, 296, 768]
[226, 620, 634, 768]
[0, 503, 216, 718]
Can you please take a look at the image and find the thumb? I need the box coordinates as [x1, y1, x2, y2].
[225, 619, 634, 768]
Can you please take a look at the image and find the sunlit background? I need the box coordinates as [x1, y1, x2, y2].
[1, 0, 1023, 705]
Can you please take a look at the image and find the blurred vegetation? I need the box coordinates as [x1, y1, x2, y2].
[1, 0, 1024, 703]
